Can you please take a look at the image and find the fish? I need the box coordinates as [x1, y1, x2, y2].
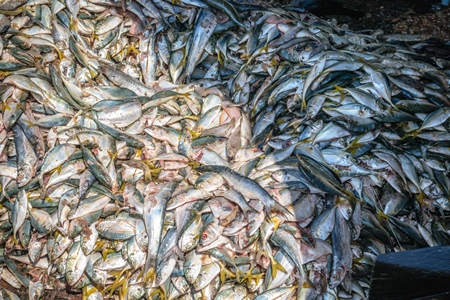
[143, 180, 179, 284]
[196, 165, 292, 217]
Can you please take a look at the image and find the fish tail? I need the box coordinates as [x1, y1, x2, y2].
[376, 208, 389, 222]
[218, 262, 235, 283]
[2, 102, 11, 111]
[402, 130, 419, 140]
[269, 201, 294, 219]
[55, 226, 68, 237]
[23, 120, 35, 128]
[301, 97, 307, 111]
[82, 285, 100, 300]
[243, 263, 255, 283]
[261, 43, 269, 54]
[104, 271, 127, 296]
[144, 266, 156, 284]
[147, 288, 164, 299]
[269, 254, 287, 278]
[345, 190, 360, 204]
[416, 190, 425, 206]
[119, 279, 128, 300]
[38, 175, 44, 190]
[12, 233, 18, 245]
[235, 267, 245, 282]
[332, 84, 345, 103]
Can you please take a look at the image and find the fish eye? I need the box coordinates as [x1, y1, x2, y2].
[201, 233, 208, 240]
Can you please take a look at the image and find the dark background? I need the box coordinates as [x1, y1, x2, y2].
[306, 0, 450, 41]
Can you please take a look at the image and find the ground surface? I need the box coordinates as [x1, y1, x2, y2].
[318, 0, 450, 41]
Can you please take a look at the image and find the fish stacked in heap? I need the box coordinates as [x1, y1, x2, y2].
[0, 0, 449, 298]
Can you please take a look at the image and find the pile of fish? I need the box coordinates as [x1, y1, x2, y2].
[0, 0, 450, 298]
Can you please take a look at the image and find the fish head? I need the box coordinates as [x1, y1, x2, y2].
[184, 267, 198, 284]
[127, 285, 145, 300]
[17, 164, 35, 187]
[66, 269, 83, 286]
[329, 265, 346, 289]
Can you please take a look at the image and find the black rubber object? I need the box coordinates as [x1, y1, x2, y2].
[369, 246, 450, 299]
